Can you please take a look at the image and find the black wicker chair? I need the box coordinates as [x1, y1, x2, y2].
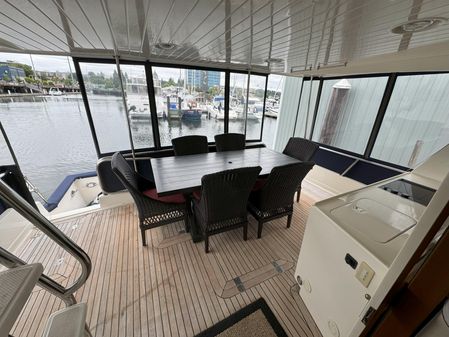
[172, 135, 209, 156]
[282, 137, 319, 202]
[248, 162, 314, 238]
[193, 166, 261, 253]
[214, 133, 246, 152]
[111, 152, 189, 246]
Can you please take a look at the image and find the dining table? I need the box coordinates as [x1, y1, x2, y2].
[150, 147, 301, 241]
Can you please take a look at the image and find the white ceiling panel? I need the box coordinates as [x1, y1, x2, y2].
[0, 0, 448, 74]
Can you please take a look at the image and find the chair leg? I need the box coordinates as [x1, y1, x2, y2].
[184, 214, 191, 233]
[141, 229, 147, 246]
[257, 221, 264, 239]
[287, 214, 292, 228]
[205, 234, 210, 253]
[184, 197, 192, 233]
[296, 187, 301, 203]
[243, 223, 248, 241]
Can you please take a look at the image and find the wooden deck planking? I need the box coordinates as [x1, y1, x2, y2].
[10, 188, 324, 337]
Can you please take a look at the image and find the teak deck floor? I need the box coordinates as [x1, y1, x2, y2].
[11, 184, 329, 337]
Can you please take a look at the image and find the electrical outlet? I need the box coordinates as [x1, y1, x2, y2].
[355, 262, 375, 288]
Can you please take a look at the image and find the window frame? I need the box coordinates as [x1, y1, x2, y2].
[302, 71, 449, 171]
[74, 55, 449, 169]
[228, 71, 268, 141]
[74, 58, 158, 157]
[73, 57, 268, 157]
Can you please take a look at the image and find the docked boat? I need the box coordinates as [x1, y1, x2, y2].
[1, 1, 449, 337]
[265, 107, 279, 118]
[265, 98, 280, 118]
[181, 108, 202, 121]
[209, 105, 239, 121]
[127, 95, 151, 120]
[48, 87, 62, 96]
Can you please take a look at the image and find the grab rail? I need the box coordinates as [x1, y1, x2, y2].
[0, 178, 92, 306]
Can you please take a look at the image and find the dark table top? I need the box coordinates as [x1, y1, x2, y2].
[151, 147, 300, 196]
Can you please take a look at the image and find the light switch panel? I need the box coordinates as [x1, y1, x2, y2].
[355, 262, 375, 288]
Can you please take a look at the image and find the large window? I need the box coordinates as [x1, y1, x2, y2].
[371, 73, 449, 167]
[79, 62, 155, 152]
[0, 54, 96, 198]
[79, 63, 133, 153]
[78, 63, 268, 154]
[312, 77, 388, 154]
[152, 66, 225, 146]
[229, 73, 266, 140]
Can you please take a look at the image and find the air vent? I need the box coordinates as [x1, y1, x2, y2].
[391, 17, 447, 34]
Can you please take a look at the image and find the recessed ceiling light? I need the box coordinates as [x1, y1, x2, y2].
[265, 58, 284, 64]
[391, 17, 447, 34]
[154, 42, 177, 50]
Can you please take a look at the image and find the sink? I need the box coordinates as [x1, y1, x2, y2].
[330, 198, 416, 243]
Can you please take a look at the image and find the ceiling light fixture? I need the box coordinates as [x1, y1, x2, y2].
[391, 17, 447, 34]
[154, 42, 177, 50]
[265, 58, 284, 64]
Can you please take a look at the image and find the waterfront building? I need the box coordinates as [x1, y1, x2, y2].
[185, 69, 220, 91]
[0, 64, 25, 81]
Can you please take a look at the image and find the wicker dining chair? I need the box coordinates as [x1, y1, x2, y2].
[172, 135, 209, 156]
[214, 133, 246, 152]
[248, 162, 314, 238]
[282, 137, 319, 202]
[111, 152, 189, 246]
[193, 166, 261, 253]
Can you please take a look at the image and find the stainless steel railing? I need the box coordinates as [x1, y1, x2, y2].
[0, 178, 92, 307]
[23, 175, 49, 204]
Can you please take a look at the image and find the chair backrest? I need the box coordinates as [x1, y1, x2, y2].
[214, 133, 246, 152]
[254, 162, 315, 211]
[172, 135, 209, 156]
[111, 152, 140, 193]
[199, 166, 261, 225]
[282, 137, 319, 161]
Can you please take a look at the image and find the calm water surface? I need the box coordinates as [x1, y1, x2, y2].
[0, 95, 277, 198]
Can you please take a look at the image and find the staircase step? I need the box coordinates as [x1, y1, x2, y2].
[41, 303, 87, 337]
[0, 263, 43, 337]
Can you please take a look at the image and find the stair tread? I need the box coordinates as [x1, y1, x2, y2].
[0, 263, 43, 337]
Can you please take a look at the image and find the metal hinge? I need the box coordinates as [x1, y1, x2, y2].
[362, 307, 376, 325]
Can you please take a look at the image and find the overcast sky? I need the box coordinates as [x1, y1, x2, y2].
[0, 52, 283, 91]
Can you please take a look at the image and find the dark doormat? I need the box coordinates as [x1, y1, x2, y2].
[195, 298, 288, 337]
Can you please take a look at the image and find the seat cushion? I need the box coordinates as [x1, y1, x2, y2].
[192, 190, 201, 200]
[143, 188, 185, 204]
[252, 178, 267, 191]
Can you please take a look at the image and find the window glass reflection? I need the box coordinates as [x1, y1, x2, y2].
[371, 73, 449, 167]
[152, 67, 225, 146]
[312, 77, 388, 154]
[228, 73, 266, 140]
[79, 63, 132, 153]
[262, 75, 283, 149]
[121, 64, 154, 149]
